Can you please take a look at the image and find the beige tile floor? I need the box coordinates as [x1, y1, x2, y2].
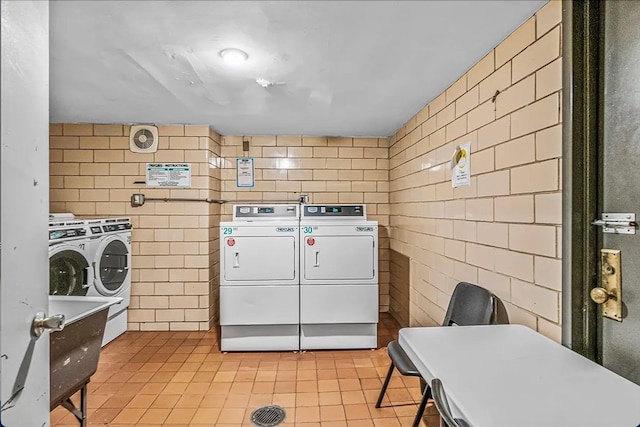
[51, 314, 441, 426]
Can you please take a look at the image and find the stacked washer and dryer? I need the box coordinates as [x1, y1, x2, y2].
[49, 215, 132, 346]
[219, 204, 378, 351]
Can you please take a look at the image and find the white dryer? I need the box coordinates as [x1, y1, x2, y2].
[220, 204, 300, 351]
[300, 204, 378, 349]
[85, 217, 132, 346]
[49, 218, 93, 297]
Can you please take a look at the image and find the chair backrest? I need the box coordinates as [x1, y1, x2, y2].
[442, 282, 496, 326]
[432, 378, 471, 427]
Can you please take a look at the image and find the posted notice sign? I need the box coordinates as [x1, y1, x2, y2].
[236, 158, 255, 188]
[146, 163, 191, 188]
[451, 142, 471, 188]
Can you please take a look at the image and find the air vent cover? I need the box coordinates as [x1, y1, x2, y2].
[129, 125, 158, 153]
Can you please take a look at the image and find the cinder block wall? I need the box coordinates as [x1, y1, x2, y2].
[208, 128, 222, 326]
[389, 250, 411, 327]
[220, 135, 391, 312]
[388, 1, 562, 340]
[49, 124, 222, 331]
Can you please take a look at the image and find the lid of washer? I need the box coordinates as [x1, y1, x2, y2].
[49, 213, 75, 221]
[49, 212, 80, 227]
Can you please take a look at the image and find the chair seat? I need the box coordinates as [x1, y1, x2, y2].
[387, 340, 420, 376]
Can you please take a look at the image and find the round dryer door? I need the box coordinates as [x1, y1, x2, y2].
[95, 236, 129, 295]
[49, 246, 91, 296]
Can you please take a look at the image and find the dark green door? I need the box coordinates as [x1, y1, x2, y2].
[598, 0, 640, 385]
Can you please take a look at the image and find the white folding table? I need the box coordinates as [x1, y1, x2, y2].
[399, 325, 640, 427]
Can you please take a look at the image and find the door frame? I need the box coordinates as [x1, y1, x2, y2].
[562, 0, 602, 361]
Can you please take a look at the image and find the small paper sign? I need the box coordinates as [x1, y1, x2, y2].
[451, 142, 471, 188]
[236, 158, 255, 188]
[146, 163, 191, 188]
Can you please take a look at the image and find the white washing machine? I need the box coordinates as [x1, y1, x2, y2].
[49, 217, 93, 297]
[84, 217, 132, 346]
[299, 204, 378, 349]
[220, 204, 300, 351]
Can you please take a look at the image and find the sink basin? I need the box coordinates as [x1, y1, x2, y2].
[49, 296, 122, 422]
[49, 296, 122, 325]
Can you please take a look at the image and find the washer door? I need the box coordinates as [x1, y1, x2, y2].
[94, 235, 130, 295]
[49, 245, 91, 296]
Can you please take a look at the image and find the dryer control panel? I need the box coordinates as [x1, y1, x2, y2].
[233, 204, 299, 220]
[302, 205, 366, 218]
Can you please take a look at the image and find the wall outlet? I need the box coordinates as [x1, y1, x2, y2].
[131, 193, 145, 207]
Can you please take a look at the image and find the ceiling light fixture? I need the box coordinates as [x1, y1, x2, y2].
[219, 48, 248, 66]
[256, 78, 272, 88]
[256, 78, 286, 88]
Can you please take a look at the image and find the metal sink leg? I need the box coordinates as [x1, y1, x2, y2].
[60, 382, 88, 427]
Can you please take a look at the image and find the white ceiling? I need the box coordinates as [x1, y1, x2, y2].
[50, 0, 546, 137]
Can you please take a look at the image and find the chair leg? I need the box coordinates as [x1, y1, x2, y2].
[375, 362, 395, 408]
[412, 384, 432, 427]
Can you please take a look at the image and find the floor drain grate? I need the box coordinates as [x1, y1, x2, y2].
[250, 405, 286, 426]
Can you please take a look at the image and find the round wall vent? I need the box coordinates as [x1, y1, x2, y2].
[129, 125, 158, 153]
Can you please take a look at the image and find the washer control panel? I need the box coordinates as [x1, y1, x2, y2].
[85, 217, 132, 235]
[49, 227, 87, 241]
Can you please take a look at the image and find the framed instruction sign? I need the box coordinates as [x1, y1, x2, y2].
[236, 157, 255, 188]
[146, 163, 191, 188]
